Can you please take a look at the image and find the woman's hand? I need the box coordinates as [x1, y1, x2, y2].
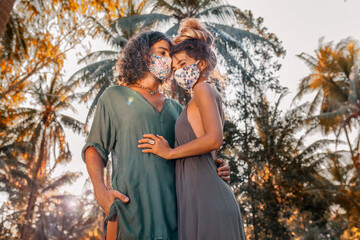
[138, 134, 173, 159]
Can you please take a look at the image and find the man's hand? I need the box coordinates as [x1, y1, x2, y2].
[95, 188, 129, 216]
[216, 158, 231, 184]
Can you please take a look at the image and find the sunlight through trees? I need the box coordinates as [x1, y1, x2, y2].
[1, 0, 359, 239]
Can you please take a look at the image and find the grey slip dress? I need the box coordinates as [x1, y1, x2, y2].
[174, 93, 246, 240]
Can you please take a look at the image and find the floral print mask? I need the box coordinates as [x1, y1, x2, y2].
[174, 61, 201, 91]
[149, 54, 172, 81]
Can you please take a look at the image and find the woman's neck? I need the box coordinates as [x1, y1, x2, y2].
[194, 72, 211, 88]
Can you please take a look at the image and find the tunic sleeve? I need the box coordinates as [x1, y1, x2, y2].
[81, 98, 116, 167]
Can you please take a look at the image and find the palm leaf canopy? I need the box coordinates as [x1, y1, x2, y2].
[71, 0, 285, 125]
[295, 39, 360, 134]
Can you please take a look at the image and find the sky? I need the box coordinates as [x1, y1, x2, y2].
[61, 0, 360, 195]
[228, 0, 360, 102]
[3, 0, 360, 201]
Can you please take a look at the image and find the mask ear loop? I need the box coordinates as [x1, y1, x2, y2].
[195, 60, 200, 67]
[195, 60, 205, 74]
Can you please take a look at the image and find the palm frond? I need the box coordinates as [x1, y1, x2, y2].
[214, 38, 255, 80]
[207, 25, 256, 70]
[295, 139, 344, 163]
[84, 84, 109, 128]
[210, 23, 281, 54]
[68, 59, 116, 86]
[271, 91, 288, 127]
[297, 53, 317, 69]
[198, 5, 239, 24]
[78, 50, 120, 65]
[60, 114, 85, 134]
[112, 13, 171, 33]
[87, 16, 117, 42]
[292, 76, 312, 103]
[307, 91, 323, 117]
[78, 76, 112, 106]
[41, 172, 79, 193]
[165, 23, 179, 37]
[152, 0, 184, 18]
[9, 169, 35, 188]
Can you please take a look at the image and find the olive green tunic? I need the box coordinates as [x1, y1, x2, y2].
[81, 86, 183, 240]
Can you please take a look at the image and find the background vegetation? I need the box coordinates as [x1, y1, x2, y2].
[0, 0, 359, 239]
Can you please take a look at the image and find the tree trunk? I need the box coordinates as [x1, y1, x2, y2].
[0, 0, 15, 37]
[21, 191, 38, 240]
[20, 121, 48, 239]
[244, 119, 259, 240]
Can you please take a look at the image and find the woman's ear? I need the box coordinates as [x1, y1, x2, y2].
[198, 59, 207, 72]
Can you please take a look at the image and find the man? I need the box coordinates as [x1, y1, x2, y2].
[82, 31, 230, 240]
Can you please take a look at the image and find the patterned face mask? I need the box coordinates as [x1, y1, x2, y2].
[149, 54, 172, 81]
[174, 60, 201, 91]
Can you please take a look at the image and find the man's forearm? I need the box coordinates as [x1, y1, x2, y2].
[85, 147, 107, 195]
[85, 147, 129, 215]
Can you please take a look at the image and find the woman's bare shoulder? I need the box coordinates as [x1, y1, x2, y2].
[193, 82, 221, 100]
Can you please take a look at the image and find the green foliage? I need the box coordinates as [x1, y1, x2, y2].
[222, 91, 354, 239]
[1, 0, 359, 239]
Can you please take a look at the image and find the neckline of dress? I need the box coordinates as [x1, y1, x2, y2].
[123, 86, 169, 114]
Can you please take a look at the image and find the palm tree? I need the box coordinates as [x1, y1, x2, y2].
[344, 62, 360, 127]
[151, 0, 284, 68]
[294, 38, 360, 183]
[0, 159, 99, 239]
[135, 0, 284, 104]
[70, 0, 285, 126]
[221, 91, 346, 238]
[1, 73, 85, 239]
[68, 0, 155, 127]
[1, 0, 56, 60]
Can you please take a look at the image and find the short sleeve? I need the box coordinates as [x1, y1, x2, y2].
[81, 98, 116, 167]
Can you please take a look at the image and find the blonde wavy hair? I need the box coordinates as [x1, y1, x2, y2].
[172, 18, 214, 46]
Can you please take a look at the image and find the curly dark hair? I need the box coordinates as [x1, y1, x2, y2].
[116, 31, 171, 84]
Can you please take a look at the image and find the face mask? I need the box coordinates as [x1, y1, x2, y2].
[149, 54, 172, 81]
[174, 61, 201, 91]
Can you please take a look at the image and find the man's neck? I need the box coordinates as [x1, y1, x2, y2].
[136, 73, 160, 92]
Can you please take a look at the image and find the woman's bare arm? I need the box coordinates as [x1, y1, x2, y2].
[138, 82, 223, 160]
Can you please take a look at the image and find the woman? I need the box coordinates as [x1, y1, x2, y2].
[138, 19, 246, 240]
